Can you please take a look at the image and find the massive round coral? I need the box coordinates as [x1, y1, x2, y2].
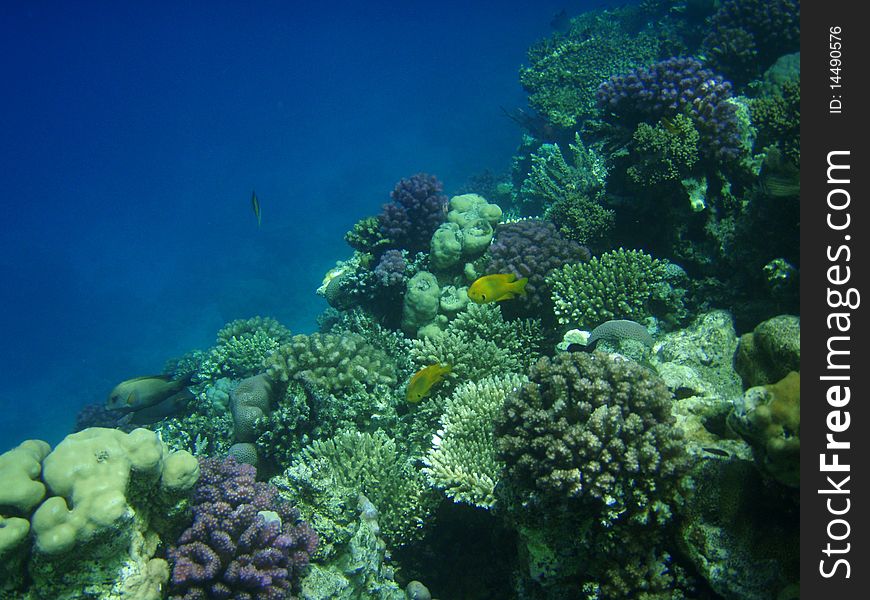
[495, 352, 685, 520]
[167, 456, 317, 600]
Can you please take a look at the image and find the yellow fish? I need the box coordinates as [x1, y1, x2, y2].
[251, 189, 261, 227]
[406, 363, 452, 403]
[467, 273, 528, 304]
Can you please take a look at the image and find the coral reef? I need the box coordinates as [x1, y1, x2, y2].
[597, 57, 748, 163]
[168, 456, 317, 600]
[0, 428, 199, 600]
[520, 9, 662, 128]
[379, 174, 448, 254]
[485, 219, 590, 320]
[282, 430, 435, 548]
[197, 316, 292, 382]
[701, 0, 800, 85]
[547, 248, 685, 330]
[626, 113, 700, 185]
[423, 372, 528, 508]
[496, 352, 685, 521]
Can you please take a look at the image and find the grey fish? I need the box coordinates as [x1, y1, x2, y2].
[251, 189, 261, 227]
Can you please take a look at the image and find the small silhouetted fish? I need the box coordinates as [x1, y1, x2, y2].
[550, 9, 571, 33]
[251, 189, 261, 227]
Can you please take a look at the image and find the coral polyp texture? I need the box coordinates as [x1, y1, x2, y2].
[485, 219, 590, 320]
[495, 352, 685, 521]
[597, 57, 746, 163]
[379, 173, 448, 254]
[168, 456, 317, 600]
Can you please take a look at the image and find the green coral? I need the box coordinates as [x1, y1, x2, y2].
[401, 271, 441, 336]
[423, 373, 528, 508]
[266, 332, 397, 396]
[626, 114, 700, 185]
[197, 316, 291, 381]
[751, 79, 800, 167]
[520, 14, 661, 128]
[283, 430, 435, 547]
[548, 248, 679, 329]
[345, 215, 392, 254]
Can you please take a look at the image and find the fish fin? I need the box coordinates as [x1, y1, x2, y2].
[126, 375, 171, 383]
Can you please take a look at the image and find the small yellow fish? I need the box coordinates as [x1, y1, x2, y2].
[251, 189, 261, 227]
[467, 273, 528, 304]
[406, 363, 452, 403]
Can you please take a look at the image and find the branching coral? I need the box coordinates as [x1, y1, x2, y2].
[485, 219, 590, 320]
[495, 352, 686, 522]
[597, 57, 748, 163]
[423, 372, 528, 508]
[547, 248, 684, 329]
[167, 457, 317, 600]
[626, 113, 700, 185]
[518, 133, 614, 247]
[284, 430, 435, 547]
[751, 79, 800, 167]
[379, 173, 448, 254]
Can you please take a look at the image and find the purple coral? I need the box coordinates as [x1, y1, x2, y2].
[379, 173, 447, 253]
[597, 57, 745, 162]
[373, 249, 409, 289]
[486, 219, 589, 320]
[168, 457, 318, 600]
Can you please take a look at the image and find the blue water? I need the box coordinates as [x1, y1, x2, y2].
[0, 1, 619, 446]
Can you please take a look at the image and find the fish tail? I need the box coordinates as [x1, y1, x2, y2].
[513, 277, 529, 296]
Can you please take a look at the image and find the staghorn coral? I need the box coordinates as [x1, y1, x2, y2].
[495, 352, 685, 522]
[379, 173, 448, 254]
[167, 456, 317, 600]
[423, 373, 528, 508]
[520, 10, 662, 128]
[266, 332, 397, 397]
[485, 219, 590, 321]
[283, 430, 435, 548]
[547, 248, 684, 330]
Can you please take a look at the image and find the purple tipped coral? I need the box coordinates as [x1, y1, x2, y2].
[597, 57, 744, 162]
[486, 219, 589, 320]
[379, 173, 448, 253]
[168, 457, 317, 600]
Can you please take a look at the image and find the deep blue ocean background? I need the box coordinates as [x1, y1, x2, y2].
[0, 0, 620, 446]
